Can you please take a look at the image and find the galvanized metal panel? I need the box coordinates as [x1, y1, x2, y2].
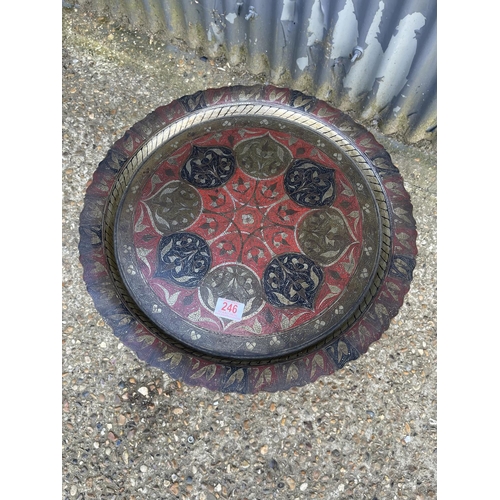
[69, 0, 437, 145]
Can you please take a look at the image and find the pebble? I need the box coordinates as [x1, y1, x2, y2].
[300, 482, 308, 491]
[268, 458, 278, 469]
[138, 386, 148, 396]
[260, 445, 268, 455]
[70, 485, 77, 496]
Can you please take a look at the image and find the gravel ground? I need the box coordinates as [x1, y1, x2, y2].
[62, 7, 437, 499]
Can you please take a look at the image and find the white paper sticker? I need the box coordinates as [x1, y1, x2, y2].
[214, 297, 244, 321]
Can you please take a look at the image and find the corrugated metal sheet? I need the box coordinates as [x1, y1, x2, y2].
[70, 0, 437, 145]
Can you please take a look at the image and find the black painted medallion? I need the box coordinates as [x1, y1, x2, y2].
[263, 253, 324, 310]
[155, 232, 211, 287]
[181, 145, 235, 189]
[284, 159, 336, 207]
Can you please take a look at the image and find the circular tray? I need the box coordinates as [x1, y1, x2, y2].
[79, 85, 417, 393]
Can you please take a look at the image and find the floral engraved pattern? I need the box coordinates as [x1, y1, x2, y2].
[199, 265, 264, 319]
[263, 253, 323, 309]
[129, 127, 367, 341]
[181, 145, 235, 188]
[234, 133, 292, 178]
[289, 90, 317, 112]
[298, 208, 356, 266]
[143, 181, 201, 234]
[284, 159, 335, 207]
[156, 232, 211, 287]
[178, 90, 207, 111]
